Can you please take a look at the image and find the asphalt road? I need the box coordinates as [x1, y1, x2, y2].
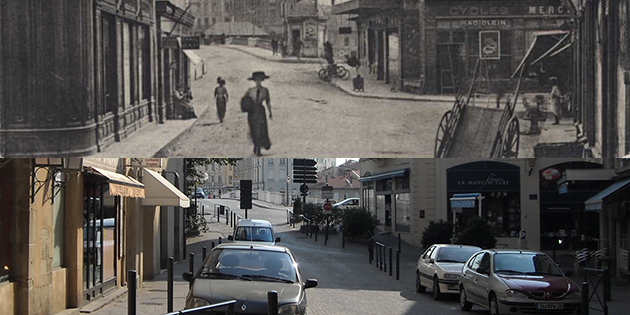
[157, 45, 453, 157]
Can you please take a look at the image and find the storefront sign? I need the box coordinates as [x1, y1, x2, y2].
[461, 19, 509, 27]
[162, 36, 179, 49]
[181, 36, 200, 49]
[430, 1, 571, 17]
[303, 19, 318, 40]
[448, 171, 520, 192]
[480, 31, 500, 59]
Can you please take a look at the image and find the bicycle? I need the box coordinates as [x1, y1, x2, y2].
[318, 62, 351, 82]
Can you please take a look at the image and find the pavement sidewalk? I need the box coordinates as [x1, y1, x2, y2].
[220, 44, 321, 64]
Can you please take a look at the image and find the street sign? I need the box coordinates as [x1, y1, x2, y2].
[181, 36, 201, 49]
[300, 184, 309, 194]
[293, 158, 318, 183]
[323, 203, 332, 211]
[321, 185, 333, 199]
[520, 230, 526, 240]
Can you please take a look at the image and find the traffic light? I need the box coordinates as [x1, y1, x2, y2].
[240, 180, 252, 209]
[293, 159, 317, 184]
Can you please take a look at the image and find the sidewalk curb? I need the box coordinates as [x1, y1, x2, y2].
[220, 45, 320, 64]
[329, 80, 456, 103]
[152, 108, 209, 157]
[78, 288, 128, 314]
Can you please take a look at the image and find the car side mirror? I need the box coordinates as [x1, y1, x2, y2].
[476, 267, 488, 274]
[228, 235, 233, 241]
[275, 237, 281, 243]
[182, 272, 194, 283]
[429, 258, 435, 264]
[564, 270, 574, 277]
[304, 279, 318, 289]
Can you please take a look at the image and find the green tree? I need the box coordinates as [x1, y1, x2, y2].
[185, 158, 240, 236]
[420, 220, 454, 248]
[456, 216, 497, 249]
[341, 207, 377, 239]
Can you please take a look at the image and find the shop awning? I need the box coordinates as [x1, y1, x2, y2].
[87, 167, 145, 198]
[359, 168, 408, 182]
[584, 178, 630, 211]
[450, 193, 481, 208]
[183, 50, 203, 64]
[142, 169, 190, 207]
[332, 0, 394, 15]
[511, 30, 570, 78]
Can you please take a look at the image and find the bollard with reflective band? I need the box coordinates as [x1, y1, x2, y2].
[582, 281, 589, 315]
[128, 270, 137, 315]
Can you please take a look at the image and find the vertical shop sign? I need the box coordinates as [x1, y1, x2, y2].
[479, 30, 500, 59]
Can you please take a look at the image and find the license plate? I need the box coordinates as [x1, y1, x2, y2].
[536, 303, 564, 310]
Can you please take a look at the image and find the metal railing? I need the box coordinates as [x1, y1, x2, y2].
[368, 237, 401, 280]
[582, 267, 610, 315]
[286, 208, 296, 228]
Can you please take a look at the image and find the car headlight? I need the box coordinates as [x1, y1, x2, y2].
[278, 303, 301, 315]
[565, 291, 581, 299]
[187, 297, 210, 308]
[505, 290, 529, 299]
[443, 273, 460, 280]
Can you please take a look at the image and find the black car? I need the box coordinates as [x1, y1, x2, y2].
[183, 243, 318, 314]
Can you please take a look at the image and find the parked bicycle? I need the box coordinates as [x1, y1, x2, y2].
[318, 61, 351, 82]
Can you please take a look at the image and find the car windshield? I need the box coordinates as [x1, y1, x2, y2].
[494, 253, 564, 276]
[198, 249, 298, 283]
[234, 226, 274, 242]
[436, 247, 480, 263]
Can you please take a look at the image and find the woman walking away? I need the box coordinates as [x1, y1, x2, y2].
[241, 71, 272, 156]
[214, 77, 228, 123]
[549, 77, 562, 125]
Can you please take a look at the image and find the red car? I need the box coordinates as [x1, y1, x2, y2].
[459, 249, 581, 315]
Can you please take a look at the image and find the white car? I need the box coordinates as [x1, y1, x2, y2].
[416, 244, 482, 300]
[227, 219, 280, 245]
[332, 198, 360, 209]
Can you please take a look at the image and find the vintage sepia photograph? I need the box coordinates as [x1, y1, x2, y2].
[1, 0, 630, 158]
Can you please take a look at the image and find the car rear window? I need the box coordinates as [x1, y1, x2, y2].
[437, 247, 480, 263]
[234, 226, 274, 242]
[199, 249, 297, 282]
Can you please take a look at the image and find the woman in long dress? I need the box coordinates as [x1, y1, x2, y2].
[242, 71, 272, 156]
[549, 77, 562, 125]
[214, 77, 228, 123]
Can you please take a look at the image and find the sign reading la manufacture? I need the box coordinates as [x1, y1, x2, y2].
[457, 173, 510, 189]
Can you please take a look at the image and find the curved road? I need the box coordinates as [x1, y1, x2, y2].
[158, 45, 452, 157]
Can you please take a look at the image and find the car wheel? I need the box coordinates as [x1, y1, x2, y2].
[415, 272, 426, 293]
[459, 285, 472, 311]
[489, 294, 500, 315]
[432, 276, 443, 300]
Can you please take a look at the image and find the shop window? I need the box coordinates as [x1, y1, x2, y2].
[395, 193, 411, 233]
[0, 162, 15, 283]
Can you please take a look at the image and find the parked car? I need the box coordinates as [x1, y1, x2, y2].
[182, 243, 318, 314]
[332, 198, 360, 209]
[459, 249, 581, 315]
[416, 244, 481, 300]
[228, 219, 280, 245]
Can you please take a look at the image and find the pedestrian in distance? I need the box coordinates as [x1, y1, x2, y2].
[214, 77, 228, 123]
[549, 77, 562, 125]
[281, 40, 287, 58]
[241, 71, 272, 157]
[174, 84, 197, 119]
[295, 39, 304, 61]
[271, 39, 278, 56]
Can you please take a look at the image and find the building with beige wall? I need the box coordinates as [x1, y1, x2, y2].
[359, 158, 616, 255]
[0, 158, 189, 315]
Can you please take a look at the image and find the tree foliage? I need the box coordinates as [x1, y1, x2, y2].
[341, 207, 377, 239]
[420, 220, 454, 248]
[456, 217, 497, 249]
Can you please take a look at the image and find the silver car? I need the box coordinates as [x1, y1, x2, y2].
[415, 244, 481, 300]
[459, 249, 581, 315]
[183, 243, 317, 314]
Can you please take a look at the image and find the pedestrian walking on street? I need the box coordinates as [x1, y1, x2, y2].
[241, 71, 272, 156]
[271, 39, 278, 55]
[549, 77, 562, 125]
[214, 77, 228, 123]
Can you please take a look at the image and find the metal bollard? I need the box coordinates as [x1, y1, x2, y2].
[378, 247, 382, 270]
[226, 210, 229, 225]
[604, 268, 611, 301]
[398, 233, 401, 254]
[267, 290, 278, 315]
[396, 250, 400, 280]
[219, 237, 222, 244]
[389, 247, 393, 276]
[203, 246, 207, 261]
[342, 231, 345, 249]
[384, 247, 387, 273]
[368, 238, 374, 264]
[189, 253, 194, 273]
[582, 281, 589, 315]
[128, 270, 137, 315]
[168, 257, 174, 312]
[315, 230, 318, 242]
[217, 207, 220, 222]
[212, 241, 215, 249]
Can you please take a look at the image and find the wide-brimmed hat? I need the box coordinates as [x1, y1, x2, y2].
[248, 71, 270, 81]
[548, 76, 558, 83]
